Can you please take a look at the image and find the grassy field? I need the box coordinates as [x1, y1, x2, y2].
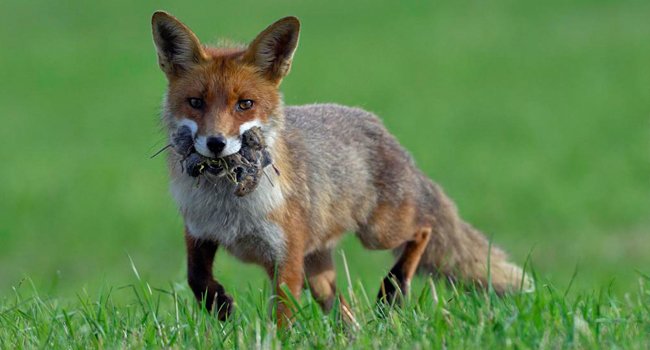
[0, 0, 649, 347]
[1, 269, 649, 348]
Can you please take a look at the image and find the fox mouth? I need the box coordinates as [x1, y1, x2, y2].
[171, 126, 246, 160]
[194, 135, 242, 158]
[172, 118, 267, 159]
[172, 125, 274, 196]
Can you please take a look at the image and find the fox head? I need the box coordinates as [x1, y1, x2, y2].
[152, 11, 300, 158]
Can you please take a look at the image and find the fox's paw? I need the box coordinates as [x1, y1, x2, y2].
[376, 275, 408, 308]
[213, 292, 234, 321]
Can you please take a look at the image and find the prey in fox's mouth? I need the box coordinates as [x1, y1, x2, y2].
[171, 125, 275, 197]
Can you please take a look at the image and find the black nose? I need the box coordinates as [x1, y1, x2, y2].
[206, 135, 227, 155]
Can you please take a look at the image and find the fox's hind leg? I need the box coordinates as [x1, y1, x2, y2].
[377, 227, 431, 305]
[305, 250, 358, 326]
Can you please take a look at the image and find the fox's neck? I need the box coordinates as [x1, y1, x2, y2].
[263, 103, 285, 158]
[262, 109, 292, 195]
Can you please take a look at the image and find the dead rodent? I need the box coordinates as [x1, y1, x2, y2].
[174, 126, 274, 197]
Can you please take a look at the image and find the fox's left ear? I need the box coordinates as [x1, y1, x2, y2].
[151, 11, 206, 77]
[244, 16, 300, 84]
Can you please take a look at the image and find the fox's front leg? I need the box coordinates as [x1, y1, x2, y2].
[267, 203, 308, 329]
[272, 241, 305, 329]
[184, 229, 233, 320]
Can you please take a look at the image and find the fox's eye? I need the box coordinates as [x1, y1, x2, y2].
[237, 99, 254, 111]
[188, 98, 204, 109]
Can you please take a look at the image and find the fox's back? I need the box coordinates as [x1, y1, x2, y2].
[284, 104, 418, 189]
[282, 104, 436, 248]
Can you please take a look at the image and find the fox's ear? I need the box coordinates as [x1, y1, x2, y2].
[151, 11, 206, 77]
[244, 16, 300, 83]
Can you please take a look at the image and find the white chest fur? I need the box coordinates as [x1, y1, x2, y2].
[170, 169, 286, 265]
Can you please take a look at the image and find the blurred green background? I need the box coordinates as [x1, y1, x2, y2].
[0, 0, 648, 298]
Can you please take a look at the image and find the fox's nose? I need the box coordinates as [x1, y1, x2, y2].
[206, 135, 227, 155]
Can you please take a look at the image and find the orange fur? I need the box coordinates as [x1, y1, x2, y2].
[154, 11, 532, 331]
[165, 52, 279, 138]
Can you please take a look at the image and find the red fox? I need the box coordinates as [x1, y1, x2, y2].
[151, 11, 532, 327]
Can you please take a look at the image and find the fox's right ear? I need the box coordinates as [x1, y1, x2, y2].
[151, 11, 205, 77]
[244, 16, 300, 84]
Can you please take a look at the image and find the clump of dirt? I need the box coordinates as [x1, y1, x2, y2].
[173, 126, 275, 197]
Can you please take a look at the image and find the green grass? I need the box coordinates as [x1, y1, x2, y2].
[0, 0, 649, 347]
[2, 267, 649, 348]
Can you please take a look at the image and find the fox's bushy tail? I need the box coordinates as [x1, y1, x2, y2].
[410, 183, 534, 294]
